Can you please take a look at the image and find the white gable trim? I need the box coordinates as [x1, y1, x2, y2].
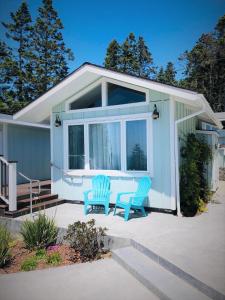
[13, 63, 222, 128]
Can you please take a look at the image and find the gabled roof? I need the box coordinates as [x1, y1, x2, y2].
[13, 62, 222, 128]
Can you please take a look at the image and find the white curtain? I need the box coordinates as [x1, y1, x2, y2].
[89, 122, 121, 170]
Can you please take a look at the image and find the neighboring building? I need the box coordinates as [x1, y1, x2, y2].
[0, 113, 50, 183]
[13, 63, 222, 214]
[215, 112, 225, 169]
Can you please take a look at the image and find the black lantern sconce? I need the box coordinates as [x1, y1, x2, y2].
[152, 104, 159, 120]
[54, 114, 61, 127]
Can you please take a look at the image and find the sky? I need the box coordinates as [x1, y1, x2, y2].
[0, 0, 224, 78]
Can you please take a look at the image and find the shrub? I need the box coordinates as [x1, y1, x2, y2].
[180, 133, 212, 216]
[20, 213, 58, 250]
[64, 219, 107, 262]
[21, 256, 37, 271]
[35, 248, 47, 260]
[0, 225, 11, 267]
[46, 251, 61, 266]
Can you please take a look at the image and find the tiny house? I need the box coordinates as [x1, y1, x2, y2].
[13, 63, 222, 214]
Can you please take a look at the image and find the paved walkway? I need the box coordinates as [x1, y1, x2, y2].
[18, 181, 225, 295]
[0, 259, 156, 300]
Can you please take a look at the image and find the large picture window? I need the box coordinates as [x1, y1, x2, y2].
[65, 114, 152, 174]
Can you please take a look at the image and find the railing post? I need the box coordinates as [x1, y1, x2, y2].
[8, 161, 17, 211]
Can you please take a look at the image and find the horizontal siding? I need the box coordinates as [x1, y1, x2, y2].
[7, 125, 50, 184]
[52, 90, 174, 210]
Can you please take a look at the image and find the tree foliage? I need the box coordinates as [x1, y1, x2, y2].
[0, 0, 74, 114]
[2, 1, 34, 102]
[180, 134, 212, 216]
[156, 62, 177, 85]
[179, 15, 225, 112]
[32, 0, 74, 98]
[104, 32, 155, 78]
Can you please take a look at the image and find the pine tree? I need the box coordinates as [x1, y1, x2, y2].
[104, 33, 155, 78]
[179, 14, 225, 111]
[136, 36, 155, 78]
[164, 62, 177, 85]
[32, 0, 74, 98]
[2, 2, 34, 101]
[104, 39, 121, 71]
[120, 33, 138, 74]
[157, 66, 166, 83]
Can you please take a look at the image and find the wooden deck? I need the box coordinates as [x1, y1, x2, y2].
[0, 180, 64, 218]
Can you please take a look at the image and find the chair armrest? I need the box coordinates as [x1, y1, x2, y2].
[116, 192, 135, 204]
[130, 195, 147, 205]
[83, 189, 92, 195]
[83, 189, 93, 201]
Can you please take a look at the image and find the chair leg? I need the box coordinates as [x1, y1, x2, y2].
[84, 204, 88, 215]
[124, 207, 130, 221]
[141, 206, 146, 217]
[114, 204, 117, 215]
[105, 205, 109, 215]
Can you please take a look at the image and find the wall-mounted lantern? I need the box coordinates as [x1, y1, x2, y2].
[54, 114, 61, 127]
[152, 104, 159, 120]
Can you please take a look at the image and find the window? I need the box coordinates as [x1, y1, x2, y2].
[70, 85, 101, 110]
[68, 125, 85, 169]
[107, 83, 146, 106]
[65, 114, 152, 174]
[89, 122, 121, 170]
[126, 120, 147, 171]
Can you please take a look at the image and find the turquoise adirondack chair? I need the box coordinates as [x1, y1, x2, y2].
[114, 176, 152, 221]
[83, 175, 111, 215]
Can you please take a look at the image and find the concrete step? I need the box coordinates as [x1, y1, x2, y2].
[112, 246, 211, 300]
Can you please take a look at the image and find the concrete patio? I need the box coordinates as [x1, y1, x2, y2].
[18, 181, 225, 296]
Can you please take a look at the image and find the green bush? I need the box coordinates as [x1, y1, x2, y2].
[64, 219, 107, 262]
[35, 248, 47, 260]
[21, 256, 38, 271]
[180, 133, 212, 216]
[20, 213, 58, 250]
[0, 225, 11, 267]
[46, 252, 61, 266]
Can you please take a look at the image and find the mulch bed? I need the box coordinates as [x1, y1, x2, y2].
[0, 240, 110, 274]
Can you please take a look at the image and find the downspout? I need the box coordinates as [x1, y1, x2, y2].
[175, 104, 205, 216]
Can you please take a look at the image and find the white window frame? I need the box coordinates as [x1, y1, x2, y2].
[65, 77, 150, 113]
[63, 113, 153, 177]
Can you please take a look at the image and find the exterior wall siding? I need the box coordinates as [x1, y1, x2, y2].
[7, 124, 50, 184]
[51, 89, 175, 210]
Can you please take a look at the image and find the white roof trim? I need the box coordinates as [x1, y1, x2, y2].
[0, 117, 50, 129]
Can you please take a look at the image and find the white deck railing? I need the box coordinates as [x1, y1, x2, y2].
[0, 156, 17, 211]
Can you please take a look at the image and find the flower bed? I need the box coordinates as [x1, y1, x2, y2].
[0, 240, 110, 274]
[0, 215, 110, 274]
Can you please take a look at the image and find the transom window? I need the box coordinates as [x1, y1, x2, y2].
[70, 85, 101, 110]
[65, 114, 152, 174]
[68, 79, 148, 111]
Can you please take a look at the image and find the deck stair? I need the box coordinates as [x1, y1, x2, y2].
[0, 180, 64, 218]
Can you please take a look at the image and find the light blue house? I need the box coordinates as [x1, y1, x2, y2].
[13, 63, 222, 214]
[0, 113, 50, 183]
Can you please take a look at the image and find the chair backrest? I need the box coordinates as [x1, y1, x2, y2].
[135, 176, 152, 197]
[92, 175, 110, 199]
